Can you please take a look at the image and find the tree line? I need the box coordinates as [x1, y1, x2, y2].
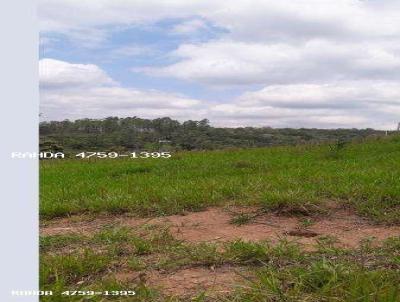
[39, 116, 388, 152]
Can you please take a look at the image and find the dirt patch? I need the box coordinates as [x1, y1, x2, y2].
[41, 206, 400, 297]
[115, 266, 246, 297]
[41, 206, 400, 248]
[159, 208, 298, 243]
[299, 209, 400, 248]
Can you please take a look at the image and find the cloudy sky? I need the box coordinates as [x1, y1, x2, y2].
[39, 0, 400, 129]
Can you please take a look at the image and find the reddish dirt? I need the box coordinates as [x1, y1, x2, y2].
[42, 206, 400, 297]
[41, 206, 400, 249]
[115, 266, 247, 297]
[156, 208, 298, 243]
[152, 267, 244, 297]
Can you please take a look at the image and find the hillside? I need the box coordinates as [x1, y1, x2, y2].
[40, 135, 400, 223]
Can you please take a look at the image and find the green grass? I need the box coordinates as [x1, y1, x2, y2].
[40, 135, 400, 223]
[232, 261, 400, 302]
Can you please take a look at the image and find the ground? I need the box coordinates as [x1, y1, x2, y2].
[40, 204, 400, 301]
[42, 204, 400, 249]
[39, 136, 400, 301]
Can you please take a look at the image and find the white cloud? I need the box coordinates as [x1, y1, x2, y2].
[237, 81, 400, 108]
[39, 1, 400, 42]
[204, 0, 400, 42]
[142, 40, 400, 86]
[39, 58, 116, 88]
[171, 19, 209, 35]
[208, 81, 400, 129]
[38, 0, 218, 40]
[40, 59, 204, 121]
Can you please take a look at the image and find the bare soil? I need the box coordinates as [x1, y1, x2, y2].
[114, 266, 247, 298]
[41, 205, 400, 297]
[41, 205, 400, 249]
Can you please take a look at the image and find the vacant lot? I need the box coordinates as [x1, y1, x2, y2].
[40, 136, 400, 301]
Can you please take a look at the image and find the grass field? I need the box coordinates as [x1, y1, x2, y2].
[39, 135, 400, 301]
[41, 135, 400, 223]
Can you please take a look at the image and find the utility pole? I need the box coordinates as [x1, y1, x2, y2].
[397, 122, 400, 131]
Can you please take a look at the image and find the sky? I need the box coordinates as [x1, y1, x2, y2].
[38, 0, 400, 129]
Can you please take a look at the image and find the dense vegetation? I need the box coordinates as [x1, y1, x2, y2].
[39, 117, 388, 152]
[40, 135, 400, 223]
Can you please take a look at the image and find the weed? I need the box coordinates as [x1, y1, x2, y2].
[230, 213, 253, 225]
[225, 240, 270, 265]
[39, 234, 84, 252]
[40, 249, 111, 286]
[299, 217, 314, 227]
